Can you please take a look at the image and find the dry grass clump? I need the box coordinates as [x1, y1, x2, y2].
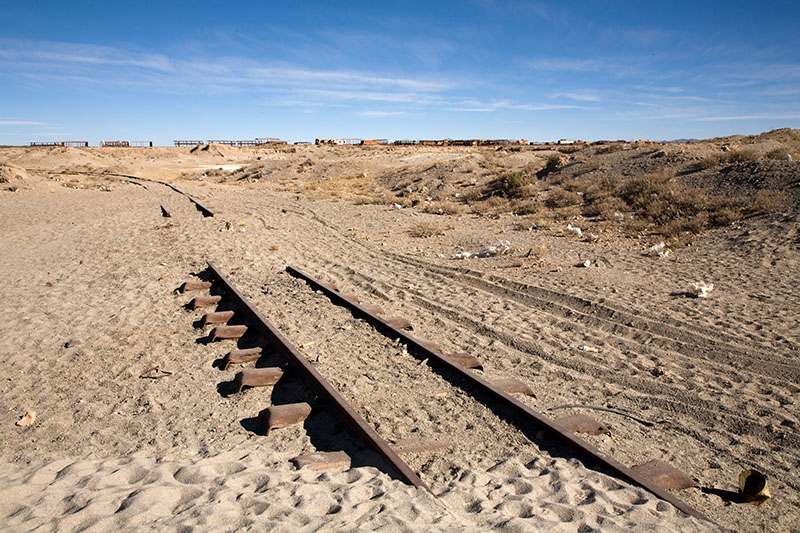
[697, 147, 762, 169]
[748, 190, 786, 214]
[544, 188, 582, 208]
[599, 143, 624, 154]
[765, 147, 790, 160]
[408, 222, 447, 238]
[537, 153, 566, 178]
[424, 201, 466, 215]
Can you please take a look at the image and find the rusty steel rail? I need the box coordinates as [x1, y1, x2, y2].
[206, 261, 431, 494]
[111, 173, 214, 217]
[286, 265, 717, 526]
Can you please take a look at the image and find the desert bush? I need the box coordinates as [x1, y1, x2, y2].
[765, 147, 789, 160]
[748, 190, 785, 214]
[600, 143, 624, 154]
[708, 207, 742, 227]
[661, 213, 708, 236]
[697, 154, 725, 169]
[537, 153, 566, 178]
[544, 188, 582, 208]
[408, 222, 446, 237]
[424, 201, 465, 215]
[729, 148, 760, 163]
[499, 171, 525, 193]
[583, 196, 627, 220]
[510, 198, 542, 215]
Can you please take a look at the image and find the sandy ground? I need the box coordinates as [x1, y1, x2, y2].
[0, 143, 797, 532]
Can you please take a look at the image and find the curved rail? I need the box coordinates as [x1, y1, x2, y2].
[206, 261, 431, 494]
[286, 265, 717, 527]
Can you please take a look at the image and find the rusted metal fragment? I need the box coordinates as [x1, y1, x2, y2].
[555, 413, 609, 435]
[202, 310, 234, 326]
[384, 317, 413, 330]
[291, 451, 350, 471]
[443, 352, 483, 371]
[190, 295, 221, 309]
[492, 377, 535, 397]
[210, 324, 247, 341]
[221, 347, 262, 370]
[739, 469, 770, 504]
[633, 460, 698, 491]
[362, 304, 385, 316]
[393, 438, 453, 454]
[160, 205, 171, 218]
[234, 367, 284, 392]
[181, 281, 212, 293]
[259, 402, 312, 435]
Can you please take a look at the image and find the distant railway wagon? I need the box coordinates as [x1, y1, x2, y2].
[30, 141, 89, 147]
[174, 140, 204, 147]
[361, 139, 388, 145]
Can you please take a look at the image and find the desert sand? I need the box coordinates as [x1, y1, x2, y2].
[0, 133, 797, 532]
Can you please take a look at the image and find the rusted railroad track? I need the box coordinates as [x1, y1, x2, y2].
[286, 265, 719, 527]
[181, 261, 430, 493]
[112, 173, 214, 217]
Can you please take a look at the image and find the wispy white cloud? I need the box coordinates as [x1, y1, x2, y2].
[526, 58, 606, 72]
[447, 99, 578, 112]
[359, 110, 408, 118]
[694, 114, 800, 122]
[0, 120, 46, 125]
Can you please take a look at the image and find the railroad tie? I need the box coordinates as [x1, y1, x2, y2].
[181, 281, 212, 293]
[202, 310, 234, 326]
[554, 413, 609, 435]
[291, 451, 351, 471]
[233, 367, 284, 392]
[442, 352, 483, 371]
[210, 324, 247, 341]
[632, 459, 698, 491]
[221, 347, 262, 370]
[491, 377, 536, 397]
[259, 402, 312, 435]
[190, 295, 221, 309]
[384, 317, 413, 330]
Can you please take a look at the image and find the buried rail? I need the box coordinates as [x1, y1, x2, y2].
[286, 265, 717, 527]
[112, 173, 214, 217]
[206, 261, 431, 494]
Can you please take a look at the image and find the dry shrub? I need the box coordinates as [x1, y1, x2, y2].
[471, 195, 509, 215]
[709, 207, 742, 227]
[499, 171, 525, 193]
[544, 188, 582, 208]
[409, 222, 446, 238]
[765, 147, 789, 160]
[661, 213, 708, 237]
[537, 153, 566, 178]
[729, 148, 760, 163]
[424, 201, 466, 215]
[600, 143, 624, 154]
[697, 154, 725, 169]
[749, 190, 786, 214]
[510, 198, 542, 215]
[583, 196, 627, 220]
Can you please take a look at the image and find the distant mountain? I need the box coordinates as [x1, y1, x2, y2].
[661, 138, 700, 143]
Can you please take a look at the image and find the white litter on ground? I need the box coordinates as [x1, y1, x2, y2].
[455, 240, 511, 259]
[690, 281, 714, 298]
[566, 224, 582, 237]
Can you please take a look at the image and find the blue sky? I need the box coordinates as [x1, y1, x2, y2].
[1, 1, 799, 145]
